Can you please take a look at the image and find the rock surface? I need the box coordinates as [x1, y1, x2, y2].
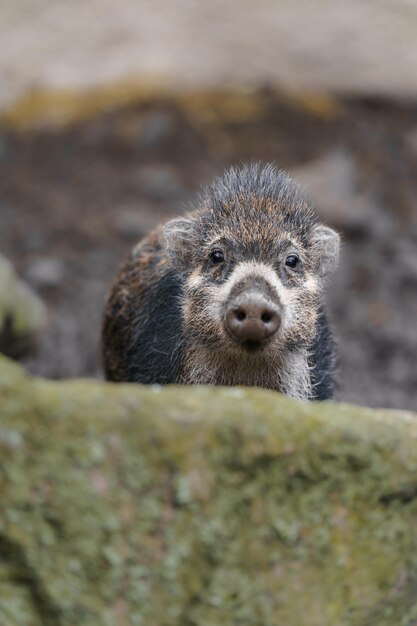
[1, 0, 417, 114]
[1, 356, 417, 625]
[0, 254, 46, 358]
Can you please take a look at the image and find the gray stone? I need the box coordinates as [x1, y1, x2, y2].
[25, 257, 65, 289]
[139, 110, 174, 149]
[292, 150, 389, 237]
[139, 166, 186, 202]
[0, 135, 9, 162]
[115, 205, 173, 240]
[406, 126, 417, 156]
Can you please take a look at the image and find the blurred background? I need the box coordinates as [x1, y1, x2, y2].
[0, 0, 416, 410]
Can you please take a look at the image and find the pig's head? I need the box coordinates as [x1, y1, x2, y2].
[162, 164, 339, 358]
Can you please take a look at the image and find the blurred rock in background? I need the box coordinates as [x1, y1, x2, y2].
[0, 253, 46, 359]
[1, 0, 417, 113]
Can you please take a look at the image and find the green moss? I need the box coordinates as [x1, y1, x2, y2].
[0, 82, 341, 131]
[0, 356, 417, 625]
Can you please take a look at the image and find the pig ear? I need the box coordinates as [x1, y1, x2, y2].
[161, 217, 196, 272]
[310, 225, 340, 280]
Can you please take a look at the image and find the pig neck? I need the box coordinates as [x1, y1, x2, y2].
[180, 345, 312, 400]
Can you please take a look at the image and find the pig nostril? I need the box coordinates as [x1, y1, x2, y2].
[234, 308, 246, 322]
[261, 311, 272, 323]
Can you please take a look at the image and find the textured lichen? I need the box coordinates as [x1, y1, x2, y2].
[0, 356, 417, 625]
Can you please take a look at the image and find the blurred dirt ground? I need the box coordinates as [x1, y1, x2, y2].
[0, 92, 416, 410]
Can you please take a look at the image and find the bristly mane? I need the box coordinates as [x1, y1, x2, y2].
[198, 162, 317, 241]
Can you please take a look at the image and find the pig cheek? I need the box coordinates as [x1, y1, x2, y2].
[196, 284, 228, 339]
[284, 275, 320, 332]
[280, 288, 317, 341]
[274, 284, 297, 333]
[182, 281, 225, 339]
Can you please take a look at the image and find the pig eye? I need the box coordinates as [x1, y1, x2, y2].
[210, 249, 225, 265]
[285, 254, 299, 269]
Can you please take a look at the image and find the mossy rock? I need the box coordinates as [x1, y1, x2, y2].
[0, 255, 46, 359]
[0, 356, 417, 625]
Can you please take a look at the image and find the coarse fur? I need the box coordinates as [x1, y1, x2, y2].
[103, 163, 340, 400]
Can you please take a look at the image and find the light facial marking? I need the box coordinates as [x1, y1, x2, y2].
[221, 261, 291, 306]
[205, 260, 295, 333]
[304, 274, 319, 293]
[185, 260, 319, 339]
[187, 269, 205, 289]
[132, 241, 142, 257]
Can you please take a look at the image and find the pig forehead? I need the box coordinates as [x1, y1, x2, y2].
[199, 207, 313, 244]
[201, 222, 307, 250]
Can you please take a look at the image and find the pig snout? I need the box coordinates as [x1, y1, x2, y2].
[225, 293, 281, 343]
